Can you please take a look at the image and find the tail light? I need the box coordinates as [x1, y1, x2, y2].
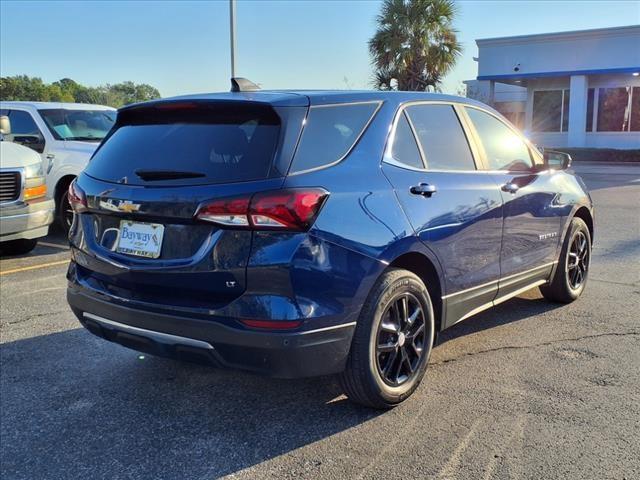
[195, 188, 329, 231]
[68, 180, 88, 213]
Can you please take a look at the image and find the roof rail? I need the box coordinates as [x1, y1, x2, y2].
[230, 77, 261, 92]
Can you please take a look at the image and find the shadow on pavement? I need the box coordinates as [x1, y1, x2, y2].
[0, 291, 565, 479]
[437, 294, 561, 345]
[0, 328, 379, 479]
[0, 228, 68, 259]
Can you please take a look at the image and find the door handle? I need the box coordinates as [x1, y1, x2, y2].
[501, 182, 519, 194]
[410, 183, 437, 197]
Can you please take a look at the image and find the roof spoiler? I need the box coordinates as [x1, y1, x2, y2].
[230, 77, 261, 93]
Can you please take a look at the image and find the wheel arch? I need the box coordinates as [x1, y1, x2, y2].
[573, 206, 594, 244]
[548, 205, 594, 284]
[388, 252, 444, 332]
[54, 174, 76, 204]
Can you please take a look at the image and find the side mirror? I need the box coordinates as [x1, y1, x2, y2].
[0, 116, 10, 135]
[544, 149, 572, 170]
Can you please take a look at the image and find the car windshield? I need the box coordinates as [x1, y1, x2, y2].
[39, 108, 116, 141]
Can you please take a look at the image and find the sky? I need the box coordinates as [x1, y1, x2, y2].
[1, 0, 639, 97]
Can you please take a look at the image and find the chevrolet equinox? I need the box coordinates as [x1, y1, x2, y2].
[66, 83, 594, 408]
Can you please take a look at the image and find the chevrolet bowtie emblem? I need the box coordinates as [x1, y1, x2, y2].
[99, 199, 141, 213]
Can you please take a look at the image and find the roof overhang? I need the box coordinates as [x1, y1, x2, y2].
[476, 25, 640, 47]
[478, 66, 640, 82]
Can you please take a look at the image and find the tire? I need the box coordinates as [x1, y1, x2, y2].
[0, 238, 38, 256]
[56, 184, 74, 234]
[340, 268, 435, 409]
[540, 217, 591, 303]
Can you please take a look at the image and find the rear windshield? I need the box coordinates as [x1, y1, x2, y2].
[84, 103, 281, 186]
[290, 102, 380, 173]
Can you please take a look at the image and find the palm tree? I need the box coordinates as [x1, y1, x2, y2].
[369, 0, 462, 91]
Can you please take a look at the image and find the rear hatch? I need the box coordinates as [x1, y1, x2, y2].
[75, 98, 307, 312]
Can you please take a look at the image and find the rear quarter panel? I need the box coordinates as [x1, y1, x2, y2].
[554, 169, 594, 248]
[281, 100, 444, 323]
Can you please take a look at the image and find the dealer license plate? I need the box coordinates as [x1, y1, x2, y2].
[116, 220, 165, 259]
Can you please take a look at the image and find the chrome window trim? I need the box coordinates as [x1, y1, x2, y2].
[287, 100, 384, 176]
[0, 167, 25, 206]
[382, 100, 483, 173]
[382, 101, 545, 174]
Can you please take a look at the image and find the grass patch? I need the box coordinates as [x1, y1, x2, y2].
[552, 148, 640, 163]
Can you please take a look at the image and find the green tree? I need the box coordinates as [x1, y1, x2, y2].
[46, 84, 74, 102]
[0, 75, 161, 107]
[109, 81, 161, 105]
[369, 0, 462, 91]
[0, 75, 50, 101]
[52, 78, 83, 101]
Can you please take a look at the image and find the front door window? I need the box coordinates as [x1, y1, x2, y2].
[6, 110, 45, 153]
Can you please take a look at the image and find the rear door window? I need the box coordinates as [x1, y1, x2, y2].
[405, 104, 476, 171]
[84, 103, 281, 186]
[290, 102, 380, 173]
[391, 112, 424, 169]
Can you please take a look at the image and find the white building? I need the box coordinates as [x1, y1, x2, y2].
[468, 25, 640, 149]
[464, 80, 527, 129]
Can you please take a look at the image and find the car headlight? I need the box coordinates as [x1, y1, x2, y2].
[24, 161, 44, 179]
[24, 161, 47, 201]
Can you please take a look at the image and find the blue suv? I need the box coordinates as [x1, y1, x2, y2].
[67, 84, 594, 408]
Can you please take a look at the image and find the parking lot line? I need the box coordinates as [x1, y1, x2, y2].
[0, 260, 69, 276]
[38, 241, 69, 250]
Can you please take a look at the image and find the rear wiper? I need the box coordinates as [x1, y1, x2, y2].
[134, 169, 206, 181]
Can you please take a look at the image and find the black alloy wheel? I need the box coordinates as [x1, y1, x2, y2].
[567, 230, 589, 290]
[375, 293, 427, 386]
[540, 217, 591, 303]
[340, 268, 435, 409]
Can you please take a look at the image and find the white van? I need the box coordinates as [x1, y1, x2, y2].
[0, 102, 116, 232]
[0, 140, 55, 254]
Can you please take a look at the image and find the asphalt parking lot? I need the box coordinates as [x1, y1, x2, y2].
[1, 163, 639, 480]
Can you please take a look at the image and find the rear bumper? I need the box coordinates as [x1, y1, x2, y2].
[0, 199, 54, 241]
[67, 285, 355, 379]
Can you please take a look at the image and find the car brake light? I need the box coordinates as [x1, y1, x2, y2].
[195, 196, 250, 227]
[195, 188, 328, 231]
[68, 180, 88, 213]
[154, 102, 198, 110]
